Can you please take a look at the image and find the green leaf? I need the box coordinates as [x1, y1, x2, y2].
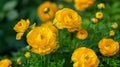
[3, 1, 17, 11]
[7, 10, 18, 20]
[82, 19, 91, 29]
[112, 2, 120, 8]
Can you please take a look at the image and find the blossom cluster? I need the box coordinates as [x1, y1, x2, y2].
[11, 0, 120, 67]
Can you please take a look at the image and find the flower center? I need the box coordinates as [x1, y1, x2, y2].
[85, 55, 89, 60]
[44, 7, 50, 14]
[106, 44, 112, 48]
[80, 32, 84, 35]
[18, 23, 22, 26]
[40, 35, 44, 39]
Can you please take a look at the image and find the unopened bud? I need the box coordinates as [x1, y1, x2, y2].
[44, 8, 50, 14]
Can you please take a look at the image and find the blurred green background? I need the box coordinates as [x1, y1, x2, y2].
[0, 0, 44, 57]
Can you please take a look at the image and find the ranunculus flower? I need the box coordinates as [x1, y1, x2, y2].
[71, 47, 100, 67]
[76, 29, 88, 40]
[95, 11, 104, 19]
[74, 0, 96, 11]
[14, 19, 30, 33]
[0, 59, 12, 67]
[53, 8, 82, 32]
[98, 38, 119, 56]
[37, 1, 57, 21]
[27, 26, 58, 56]
[41, 21, 58, 34]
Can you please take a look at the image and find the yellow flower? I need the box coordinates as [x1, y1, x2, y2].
[16, 58, 22, 65]
[0, 59, 12, 67]
[16, 32, 24, 40]
[41, 21, 58, 34]
[37, 1, 57, 21]
[27, 26, 58, 56]
[111, 23, 118, 29]
[97, 3, 105, 9]
[14, 19, 30, 33]
[98, 38, 119, 56]
[91, 18, 98, 23]
[74, 0, 96, 11]
[71, 47, 100, 67]
[109, 30, 115, 36]
[76, 30, 88, 40]
[53, 8, 82, 32]
[95, 11, 104, 19]
[24, 52, 30, 58]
